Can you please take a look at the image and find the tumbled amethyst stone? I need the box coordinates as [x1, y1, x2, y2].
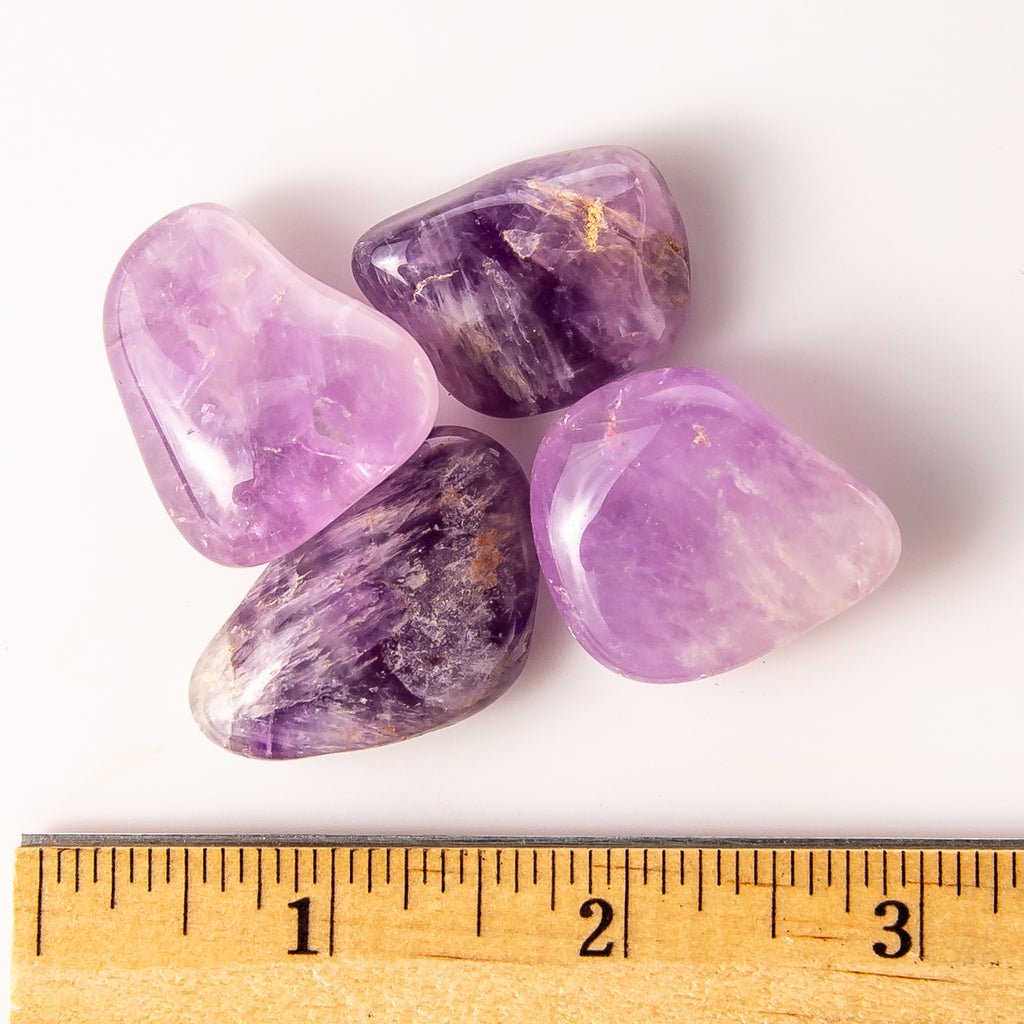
[190, 427, 539, 758]
[531, 368, 901, 682]
[104, 204, 438, 567]
[352, 146, 690, 417]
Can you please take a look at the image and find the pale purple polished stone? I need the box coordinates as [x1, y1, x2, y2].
[352, 146, 690, 417]
[530, 369, 901, 682]
[104, 204, 439, 567]
[190, 427, 539, 758]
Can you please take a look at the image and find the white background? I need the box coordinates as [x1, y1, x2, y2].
[2, 0, 1022, 1003]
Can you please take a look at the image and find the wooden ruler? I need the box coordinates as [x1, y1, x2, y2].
[11, 836, 1024, 1023]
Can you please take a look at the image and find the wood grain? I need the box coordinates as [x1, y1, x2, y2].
[11, 842, 1024, 1022]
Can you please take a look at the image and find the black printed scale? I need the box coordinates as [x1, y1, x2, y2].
[11, 836, 1024, 1023]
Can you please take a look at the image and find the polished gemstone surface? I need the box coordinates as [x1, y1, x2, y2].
[104, 204, 438, 566]
[530, 368, 901, 682]
[352, 146, 690, 417]
[190, 427, 539, 758]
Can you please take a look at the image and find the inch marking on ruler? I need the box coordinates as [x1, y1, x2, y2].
[12, 837, 1024, 1024]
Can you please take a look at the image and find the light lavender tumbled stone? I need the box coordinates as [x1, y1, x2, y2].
[530, 368, 901, 682]
[104, 204, 439, 567]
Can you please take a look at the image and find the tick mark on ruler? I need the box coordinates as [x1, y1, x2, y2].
[789, 849, 795, 887]
[93, 848, 98, 885]
[202, 847, 207, 885]
[735, 850, 740, 895]
[883, 850, 888, 896]
[368, 848, 374, 893]
[349, 848, 355, 885]
[569, 849, 575, 885]
[313, 849, 318, 885]
[329, 849, 337, 957]
[166, 847, 171, 885]
[993, 852, 999, 914]
[256, 849, 263, 909]
[238, 848, 244, 885]
[771, 850, 778, 939]
[35, 847, 42, 957]
[110, 848, 116, 910]
[440, 849, 445, 893]
[588, 850, 594, 894]
[514, 849, 520, 893]
[642, 849, 648, 886]
[129, 847, 134, 885]
[844, 851, 851, 913]
[662, 849, 667, 895]
[403, 848, 410, 909]
[606, 849, 612, 887]
[75, 847, 81, 892]
[219, 848, 225, 893]
[275, 848, 281, 885]
[717, 848, 722, 887]
[387, 847, 392, 886]
[293, 849, 299, 894]
[809, 851, 814, 896]
[476, 850, 483, 936]
[550, 850, 556, 911]
[182, 848, 189, 936]
[423, 848, 428, 885]
[698, 850, 704, 911]
[496, 849, 502, 886]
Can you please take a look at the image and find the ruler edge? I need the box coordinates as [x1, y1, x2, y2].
[15, 835, 1024, 1013]
[19, 834, 1024, 848]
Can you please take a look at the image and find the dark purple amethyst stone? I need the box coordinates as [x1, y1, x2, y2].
[190, 427, 539, 758]
[352, 146, 690, 417]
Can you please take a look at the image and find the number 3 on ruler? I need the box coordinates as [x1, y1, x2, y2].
[873, 899, 912, 959]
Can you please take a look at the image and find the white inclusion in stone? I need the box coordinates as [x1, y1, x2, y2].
[548, 163, 634, 202]
[547, 424, 660, 641]
[178, 429, 251, 513]
[370, 241, 411, 282]
[190, 635, 247, 744]
[502, 229, 542, 259]
[726, 464, 762, 496]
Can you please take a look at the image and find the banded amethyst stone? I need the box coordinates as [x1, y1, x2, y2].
[190, 427, 539, 758]
[352, 146, 690, 417]
[531, 369, 901, 682]
[104, 204, 438, 567]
